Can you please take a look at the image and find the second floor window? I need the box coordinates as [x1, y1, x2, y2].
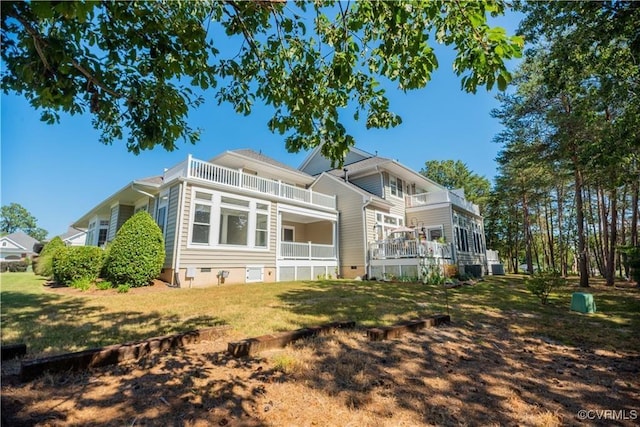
[390, 175, 404, 198]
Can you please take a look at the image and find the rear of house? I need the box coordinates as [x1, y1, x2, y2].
[74, 150, 339, 287]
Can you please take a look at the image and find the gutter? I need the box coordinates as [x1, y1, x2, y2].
[362, 197, 374, 278]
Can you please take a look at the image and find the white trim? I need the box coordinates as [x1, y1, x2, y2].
[277, 203, 337, 222]
[186, 186, 271, 251]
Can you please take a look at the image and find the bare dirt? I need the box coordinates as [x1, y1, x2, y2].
[3, 309, 639, 427]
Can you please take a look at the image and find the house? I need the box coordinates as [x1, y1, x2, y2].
[73, 149, 339, 287]
[301, 145, 488, 279]
[59, 226, 87, 246]
[0, 231, 39, 261]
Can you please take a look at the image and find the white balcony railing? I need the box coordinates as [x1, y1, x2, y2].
[163, 156, 336, 210]
[280, 242, 337, 260]
[406, 191, 480, 215]
[369, 239, 453, 261]
[486, 249, 500, 265]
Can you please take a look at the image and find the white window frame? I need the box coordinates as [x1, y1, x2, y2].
[375, 211, 405, 239]
[187, 187, 271, 251]
[389, 175, 404, 199]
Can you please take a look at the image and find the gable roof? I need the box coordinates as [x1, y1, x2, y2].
[298, 143, 375, 173]
[311, 172, 392, 209]
[59, 226, 86, 240]
[1, 231, 39, 252]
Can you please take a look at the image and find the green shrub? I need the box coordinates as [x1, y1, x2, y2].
[70, 277, 93, 291]
[526, 271, 567, 304]
[53, 246, 105, 286]
[103, 211, 165, 288]
[117, 284, 130, 293]
[34, 236, 66, 277]
[96, 280, 113, 290]
[0, 260, 29, 272]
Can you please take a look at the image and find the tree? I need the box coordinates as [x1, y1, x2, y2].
[419, 160, 491, 212]
[0, 202, 48, 240]
[1, 0, 523, 165]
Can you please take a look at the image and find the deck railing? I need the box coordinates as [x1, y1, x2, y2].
[280, 242, 336, 260]
[369, 239, 453, 261]
[163, 156, 336, 209]
[406, 191, 480, 215]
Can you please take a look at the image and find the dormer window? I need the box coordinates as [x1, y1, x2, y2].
[390, 175, 404, 198]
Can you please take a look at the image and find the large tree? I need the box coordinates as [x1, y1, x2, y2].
[0, 202, 48, 241]
[419, 159, 491, 212]
[1, 0, 522, 165]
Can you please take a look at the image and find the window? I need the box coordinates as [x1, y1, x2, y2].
[189, 188, 270, 249]
[97, 228, 108, 247]
[389, 175, 404, 198]
[375, 211, 406, 239]
[219, 206, 248, 245]
[192, 203, 211, 244]
[282, 226, 295, 242]
[157, 206, 167, 235]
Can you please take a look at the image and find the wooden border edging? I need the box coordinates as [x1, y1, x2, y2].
[367, 314, 450, 341]
[2, 343, 27, 361]
[19, 326, 229, 382]
[227, 320, 356, 358]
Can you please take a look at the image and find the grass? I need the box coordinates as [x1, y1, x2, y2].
[1, 272, 639, 358]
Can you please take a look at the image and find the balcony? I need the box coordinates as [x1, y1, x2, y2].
[369, 239, 453, 261]
[406, 191, 480, 215]
[164, 156, 336, 210]
[280, 242, 337, 260]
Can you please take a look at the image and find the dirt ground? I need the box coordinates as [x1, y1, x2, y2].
[3, 308, 640, 427]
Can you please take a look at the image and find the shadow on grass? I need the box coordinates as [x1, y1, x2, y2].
[0, 289, 226, 358]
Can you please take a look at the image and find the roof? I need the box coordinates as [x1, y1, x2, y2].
[229, 149, 308, 176]
[135, 175, 164, 186]
[298, 142, 375, 172]
[312, 172, 392, 209]
[59, 226, 86, 240]
[1, 231, 40, 251]
[326, 156, 392, 177]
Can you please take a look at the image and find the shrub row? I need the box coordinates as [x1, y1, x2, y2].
[35, 212, 165, 289]
[0, 260, 30, 273]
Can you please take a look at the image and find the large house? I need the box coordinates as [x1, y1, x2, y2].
[73, 147, 490, 287]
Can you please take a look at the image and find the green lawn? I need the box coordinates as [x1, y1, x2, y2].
[1, 272, 639, 358]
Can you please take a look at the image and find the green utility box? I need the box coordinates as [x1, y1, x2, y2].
[570, 292, 596, 313]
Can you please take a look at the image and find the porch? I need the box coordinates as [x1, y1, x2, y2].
[406, 191, 480, 215]
[368, 239, 454, 281]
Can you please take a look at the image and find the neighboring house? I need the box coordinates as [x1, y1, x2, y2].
[59, 226, 87, 246]
[73, 149, 339, 287]
[0, 231, 39, 261]
[301, 145, 488, 279]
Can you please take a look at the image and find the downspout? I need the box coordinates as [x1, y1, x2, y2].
[173, 180, 187, 287]
[362, 197, 373, 279]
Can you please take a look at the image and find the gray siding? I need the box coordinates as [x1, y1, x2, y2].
[178, 184, 277, 269]
[163, 184, 181, 268]
[313, 176, 366, 273]
[301, 150, 369, 176]
[350, 173, 383, 198]
[107, 205, 134, 242]
[407, 205, 453, 244]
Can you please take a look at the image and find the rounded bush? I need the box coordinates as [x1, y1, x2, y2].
[52, 246, 105, 285]
[103, 211, 165, 287]
[34, 236, 66, 277]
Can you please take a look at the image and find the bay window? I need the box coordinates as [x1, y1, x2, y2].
[190, 188, 270, 249]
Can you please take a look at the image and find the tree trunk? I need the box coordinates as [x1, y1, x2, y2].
[522, 192, 534, 274]
[606, 187, 617, 286]
[632, 178, 639, 246]
[575, 168, 589, 287]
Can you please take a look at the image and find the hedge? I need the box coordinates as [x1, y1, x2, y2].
[34, 236, 66, 277]
[103, 211, 165, 287]
[52, 246, 105, 286]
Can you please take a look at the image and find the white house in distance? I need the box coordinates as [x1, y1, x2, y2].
[0, 231, 39, 261]
[73, 146, 491, 287]
[59, 226, 87, 246]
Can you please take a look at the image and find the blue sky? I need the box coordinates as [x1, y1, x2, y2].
[1, 11, 523, 238]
